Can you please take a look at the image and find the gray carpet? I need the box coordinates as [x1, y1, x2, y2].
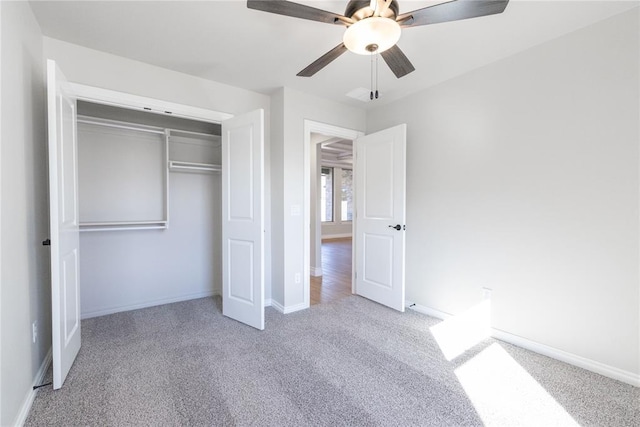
[26, 296, 639, 426]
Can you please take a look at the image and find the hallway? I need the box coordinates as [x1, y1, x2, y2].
[310, 238, 352, 305]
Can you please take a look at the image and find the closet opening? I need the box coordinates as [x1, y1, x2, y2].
[75, 101, 223, 319]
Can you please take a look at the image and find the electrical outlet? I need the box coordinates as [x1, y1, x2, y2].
[294, 273, 301, 284]
[482, 287, 492, 300]
[32, 321, 38, 344]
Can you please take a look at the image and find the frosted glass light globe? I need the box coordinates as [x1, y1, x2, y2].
[343, 17, 401, 55]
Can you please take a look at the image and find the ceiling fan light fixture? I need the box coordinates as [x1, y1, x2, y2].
[343, 17, 401, 55]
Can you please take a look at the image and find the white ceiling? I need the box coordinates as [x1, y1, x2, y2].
[319, 136, 353, 167]
[29, 0, 638, 109]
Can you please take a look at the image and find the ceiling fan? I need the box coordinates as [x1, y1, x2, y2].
[247, 0, 510, 78]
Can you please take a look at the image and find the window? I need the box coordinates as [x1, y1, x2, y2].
[320, 167, 333, 222]
[341, 169, 353, 221]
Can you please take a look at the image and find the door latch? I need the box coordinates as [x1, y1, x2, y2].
[42, 239, 51, 246]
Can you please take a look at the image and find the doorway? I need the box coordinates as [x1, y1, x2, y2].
[303, 120, 363, 307]
[310, 136, 354, 305]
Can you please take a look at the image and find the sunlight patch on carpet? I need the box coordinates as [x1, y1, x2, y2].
[455, 343, 578, 426]
[430, 300, 491, 361]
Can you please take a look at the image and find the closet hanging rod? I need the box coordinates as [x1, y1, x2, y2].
[77, 116, 166, 136]
[80, 220, 168, 227]
[80, 225, 167, 232]
[169, 161, 221, 172]
[168, 129, 219, 140]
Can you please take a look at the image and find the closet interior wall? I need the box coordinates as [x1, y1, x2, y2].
[77, 102, 222, 318]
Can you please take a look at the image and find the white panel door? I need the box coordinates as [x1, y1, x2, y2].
[47, 59, 81, 389]
[355, 124, 407, 311]
[222, 109, 265, 330]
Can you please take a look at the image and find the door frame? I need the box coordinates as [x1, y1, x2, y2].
[303, 120, 364, 306]
[60, 83, 238, 316]
[68, 83, 233, 124]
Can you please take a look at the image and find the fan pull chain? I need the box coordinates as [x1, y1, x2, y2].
[375, 51, 379, 99]
[370, 50, 374, 100]
[368, 44, 380, 101]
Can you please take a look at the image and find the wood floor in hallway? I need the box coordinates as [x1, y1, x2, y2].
[310, 237, 353, 305]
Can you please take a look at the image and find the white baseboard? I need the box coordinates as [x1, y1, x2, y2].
[405, 301, 640, 387]
[81, 291, 217, 319]
[14, 348, 52, 426]
[271, 300, 285, 313]
[281, 302, 308, 314]
[322, 233, 352, 240]
[264, 298, 272, 307]
[405, 300, 452, 320]
[491, 329, 640, 387]
[310, 266, 322, 277]
[270, 300, 308, 314]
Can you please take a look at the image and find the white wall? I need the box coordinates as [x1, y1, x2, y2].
[270, 89, 285, 305]
[43, 37, 274, 303]
[80, 172, 221, 318]
[321, 222, 353, 238]
[0, 2, 50, 424]
[367, 9, 639, 376]
[271, 87, 365, 309]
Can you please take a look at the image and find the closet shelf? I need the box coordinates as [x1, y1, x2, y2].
[80, 220, 168, 232]
[169, 129, 219, 141]
[169, 161, 221, 173]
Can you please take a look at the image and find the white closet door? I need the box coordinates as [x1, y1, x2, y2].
[47, 59, 82, 389]
[221, 109, 265, 330]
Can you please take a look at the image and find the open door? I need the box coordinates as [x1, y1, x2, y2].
[221, 109, 265, 330]
[354, 124, 407, 312]
[47, 59, 81, 389]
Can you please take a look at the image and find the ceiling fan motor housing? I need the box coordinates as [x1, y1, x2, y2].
[345, 0, 400, 21]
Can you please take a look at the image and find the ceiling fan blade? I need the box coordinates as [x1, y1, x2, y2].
[247, 0, 348, 25]
[297, 43, 348, 77]
[381, 45, 415, 78]
[398, 0, 509, 28]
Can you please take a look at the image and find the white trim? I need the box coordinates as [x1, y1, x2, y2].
[310, 266, 323, 277]
[491, 329, 640, 387]
[14, 348, 52, 427]
[271, 300, 285, 314]
[269, 300, 308, 314]
[282, 302, 309, 314]
[322, 233, 353, 240]
[68, 83, 233, 123]
[81, 291, 217, 319]
[406, 301, 640, 387]
[304, 120, 364, 308]
[405, 300, 452, 320]
[264, 299, 272, 307]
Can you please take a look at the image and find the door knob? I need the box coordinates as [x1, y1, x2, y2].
[388, 224, 402, 231]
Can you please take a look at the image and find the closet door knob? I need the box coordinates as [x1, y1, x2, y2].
[388, 224, 402, 231]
